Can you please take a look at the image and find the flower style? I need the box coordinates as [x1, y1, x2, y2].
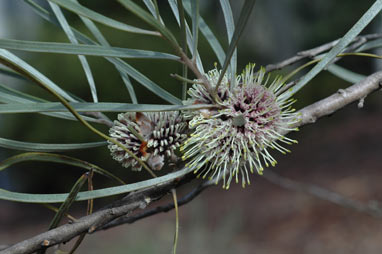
[181, 64, 299, 189]
[108, 111, 188, 171]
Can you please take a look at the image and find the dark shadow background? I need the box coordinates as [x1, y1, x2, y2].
[0, 0, 381, 253]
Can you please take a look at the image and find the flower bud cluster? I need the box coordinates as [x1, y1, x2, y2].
[108, 111, 187, 171]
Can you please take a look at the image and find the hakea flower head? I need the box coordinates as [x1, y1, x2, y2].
[181, 64, 299, 189]
[108, 111, 188, 171]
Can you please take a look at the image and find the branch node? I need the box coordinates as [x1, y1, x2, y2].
[142, 197, 151, 208]
[296, 50, 309, 57]
[88, 226, 97, 234]
[357, 96, 365, 108]
[337, 88, 347, 96]
[307, 116, 317, 124]
[41, 240, 50, 247]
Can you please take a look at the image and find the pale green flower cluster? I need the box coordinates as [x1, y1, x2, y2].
[181, 64, 299, 188]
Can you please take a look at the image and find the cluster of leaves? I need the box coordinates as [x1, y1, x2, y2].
[0, 0, 259, 203]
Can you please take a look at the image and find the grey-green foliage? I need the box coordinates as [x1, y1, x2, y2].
[0, 0, 381, 203]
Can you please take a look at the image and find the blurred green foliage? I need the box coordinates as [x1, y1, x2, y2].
[1, 0, 380, 195]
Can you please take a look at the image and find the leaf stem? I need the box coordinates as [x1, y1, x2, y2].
[170, 73, 204, 85]
[171, 188, 179, 254]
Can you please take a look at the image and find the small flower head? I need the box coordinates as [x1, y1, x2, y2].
[108, 111, 188, 171]
[182, 64, 299, 188]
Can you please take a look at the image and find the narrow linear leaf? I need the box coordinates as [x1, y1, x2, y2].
[0, 84, 102, 123]
[49, 174, 87, 229]
[356, 37, 382, 52]
[0, 51, 114, 124]
[143, 0, 157, 17]
[25, 0, 181, 105]
[24, 0, 88, 46]
[0, 82, 102, 123]
[219, 0, 237, 83]
[327, 64, 365, 83]
[22, 2, 153, 177]
[216, 0, 256, 89]
[118, 68, 137, 104]
[0, 166, 195, 203]
[176, 0, 187, 56]
[0, 137, 106, 152]
[153, 0, 161, 23]
[43, 204, 77, 221]
[0, 83, 46, 103]
[0, 79, 84, 104]
[169, 0, 204, 73]
[87, 171, 94, 214]
[71, 1, 137, 104]
[39, 112, 101, 123]
[143, 0, 164, 24]
[49, 2, 98, 102]
[26, 0, 136, 104]
[0, 102, 215, 113]
[0, 39, 180, 61]
[0, 67, 27, 81]
[190, 0, 199, 59]
[38, 174, 87, 254]
[47, 0, 160, 36]
[0, 49, 77, 102]
[183, 0, 225, 67]
[286, 0, 382, 98]
[117, 0, 179, 49]
[67, 171, 93, 254]
[176, 0, 189, 100]
[107, 61, 183, 105]
[0, 152, 125, 185]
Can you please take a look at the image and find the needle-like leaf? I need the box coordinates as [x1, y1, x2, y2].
[47, 0, 160, 36]
[216, 0, 256, 91]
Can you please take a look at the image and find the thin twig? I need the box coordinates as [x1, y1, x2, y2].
[178, 50, 211, 90]
[265, 33, 382, 73]
[262, 170, 382, 217]
[171, 189, 179, 254]
[170, 73, 204, 85]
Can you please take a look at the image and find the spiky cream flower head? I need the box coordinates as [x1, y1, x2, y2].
[181, 64, 299, 189]
[108, 111, 187, 171]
